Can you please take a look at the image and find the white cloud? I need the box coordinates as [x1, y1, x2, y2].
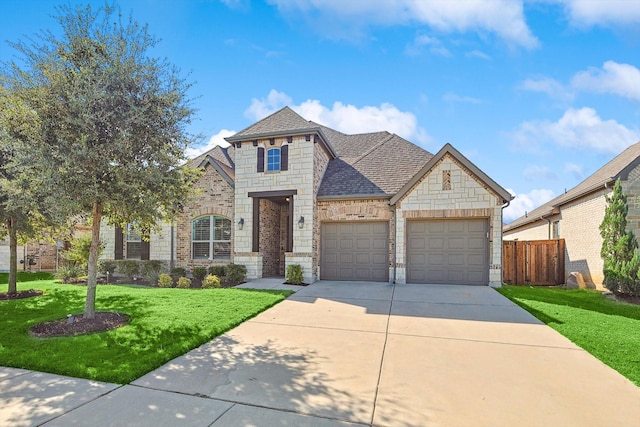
[504, 188, 556, 223]
[442, 92, 483, 105]
[519, 77, 574, 102]
[550, 0, 640, 26]
[512, 107, 640, 153]
[185, 129, 235, 158]
[404, 34, 451, 57]
[245, 90, 431, 145]
[564, 162, 584, 180]
[522, 165, 558, 181]
[466, 50, 491, 60]
[267, 0, 538, 48]
[571, 61, 640, 101]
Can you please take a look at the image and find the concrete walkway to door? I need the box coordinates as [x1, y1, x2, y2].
[2, 280, 640, 426]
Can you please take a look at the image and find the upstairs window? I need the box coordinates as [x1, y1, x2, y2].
[192, 216, 231, 260]
[267, 148, 281, 171]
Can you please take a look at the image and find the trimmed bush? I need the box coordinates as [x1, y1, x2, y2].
[207, 265, 226, 277]
[202, 274, 221, 289]
[118, 260, 140, 279]
[98, 260, 117, 277]
[286, 264, 304, 285]
[225, 263, 247, 284]
[176, 276, 191, 289]
[141, 260, 164, 284]
[170, 267, 186, 282]
[157, 273, 173, 288]
[192, 266, 207, 281]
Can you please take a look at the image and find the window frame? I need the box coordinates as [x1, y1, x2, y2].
[125, 223, 142, 260]
[266, 147, 281, 172]
[191, 215, 231, 261]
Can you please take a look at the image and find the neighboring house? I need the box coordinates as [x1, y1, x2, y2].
[504, 141, 640, 287]
[101, 107, 511, 286]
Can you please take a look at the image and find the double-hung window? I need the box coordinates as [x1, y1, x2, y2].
[125, 223, 142, 259]
[192, 216, 231, 260]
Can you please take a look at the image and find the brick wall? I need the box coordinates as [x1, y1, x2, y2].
[504, 220, 555, 241]
[396, 153, 504, 286]
[259, 198, 281, 276]
[176, 162, 234, 267]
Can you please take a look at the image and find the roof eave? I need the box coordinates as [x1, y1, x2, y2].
[198, 155, 235, 188]
[316, 193, 391, 202]
[225, 127, 337, 159]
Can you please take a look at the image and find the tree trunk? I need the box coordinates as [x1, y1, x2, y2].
[7, 217, 17, 295]
[84, 201, 103, 319]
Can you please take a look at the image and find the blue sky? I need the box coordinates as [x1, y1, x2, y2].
[2, 1, 640, 222]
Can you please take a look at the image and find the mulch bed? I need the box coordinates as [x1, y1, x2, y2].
[0, 289, 43, 300]
[613, 293, 640, 305]
[30, 312, 130, 338]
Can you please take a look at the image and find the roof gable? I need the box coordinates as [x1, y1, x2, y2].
[390, 143, 512, 205]
[227, 106, 314, 139]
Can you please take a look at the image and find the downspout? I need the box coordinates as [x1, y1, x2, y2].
[500, 198, 513, 287]
[392, 204, 397, 284]
[170, 223, 175, 270]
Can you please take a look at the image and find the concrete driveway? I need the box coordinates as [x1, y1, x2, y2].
[2, 280, 640, 426]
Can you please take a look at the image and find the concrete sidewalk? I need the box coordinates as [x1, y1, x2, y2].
[2, 280, 640, 426]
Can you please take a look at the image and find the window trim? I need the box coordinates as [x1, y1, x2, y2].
[191, 215, 231, 261]
[266, 147, 281, 172]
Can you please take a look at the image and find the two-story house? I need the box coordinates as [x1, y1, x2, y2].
[102, 107, 511, 286]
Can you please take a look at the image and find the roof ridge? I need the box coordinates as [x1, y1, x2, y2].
[352, 133, 395, 165]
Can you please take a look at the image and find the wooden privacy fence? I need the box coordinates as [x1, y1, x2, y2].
[503, 239, 565, 286]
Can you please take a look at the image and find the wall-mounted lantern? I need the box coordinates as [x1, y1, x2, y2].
[298, 216, 304, 229]
[238, 218, 244, 230]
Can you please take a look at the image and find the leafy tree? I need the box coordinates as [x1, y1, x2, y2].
[600, 178, 639, 293]
[0, 83, 67, 294]
[7, 4, 198, 317]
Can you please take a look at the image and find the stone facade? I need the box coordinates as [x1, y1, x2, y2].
[395, 154, 505, 286]
[234, 135, 319, 283]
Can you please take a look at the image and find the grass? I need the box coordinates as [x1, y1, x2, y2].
[0, 273, 292, 384]
[497, 285, 640, 386]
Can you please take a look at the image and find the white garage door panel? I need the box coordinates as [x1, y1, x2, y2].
[407, 219, 489, 285]
[321, 222, 389, 282]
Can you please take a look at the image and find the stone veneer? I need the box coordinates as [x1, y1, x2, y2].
[234, 135, 331, 283]
[395, 153, 505, 287]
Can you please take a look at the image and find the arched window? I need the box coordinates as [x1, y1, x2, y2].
[191, 216, 231, 260]
[267, 148, 281, 171]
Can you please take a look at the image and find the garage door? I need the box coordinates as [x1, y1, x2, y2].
[321, 222, 389, 281]
[407, 219, 488, 285]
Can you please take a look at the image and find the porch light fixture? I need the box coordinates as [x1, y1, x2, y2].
[298, 216, 304, 229]
[238, 218, 244, 230]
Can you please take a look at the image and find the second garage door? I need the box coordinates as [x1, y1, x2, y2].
[407, 219, 488, 285]
[321, 222, 389, 282]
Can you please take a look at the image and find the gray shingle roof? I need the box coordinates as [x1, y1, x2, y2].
[200, 106, 437, 198]
[505, 141, 640, 231]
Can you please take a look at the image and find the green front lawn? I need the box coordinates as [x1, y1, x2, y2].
[497, 286, 640, 386]
[0, 274, 292, 384]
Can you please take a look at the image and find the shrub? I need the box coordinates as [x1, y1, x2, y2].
[192, 266, 207, 281]
[176, 276, 191, 289]
[170, 267, 186, 282]
[56, 264, 83, 283]
[225, 263, 247, 284]
[208, 265, 226, 277]
[286, 264, 304, 285]
[202, 274, 221, 289]
[118, 260, 140, 279]
[98, 260, 117, 276]
[157, 273, 173, 288]
[61, 236, 103, 270]
[141, 260, 164, 284]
